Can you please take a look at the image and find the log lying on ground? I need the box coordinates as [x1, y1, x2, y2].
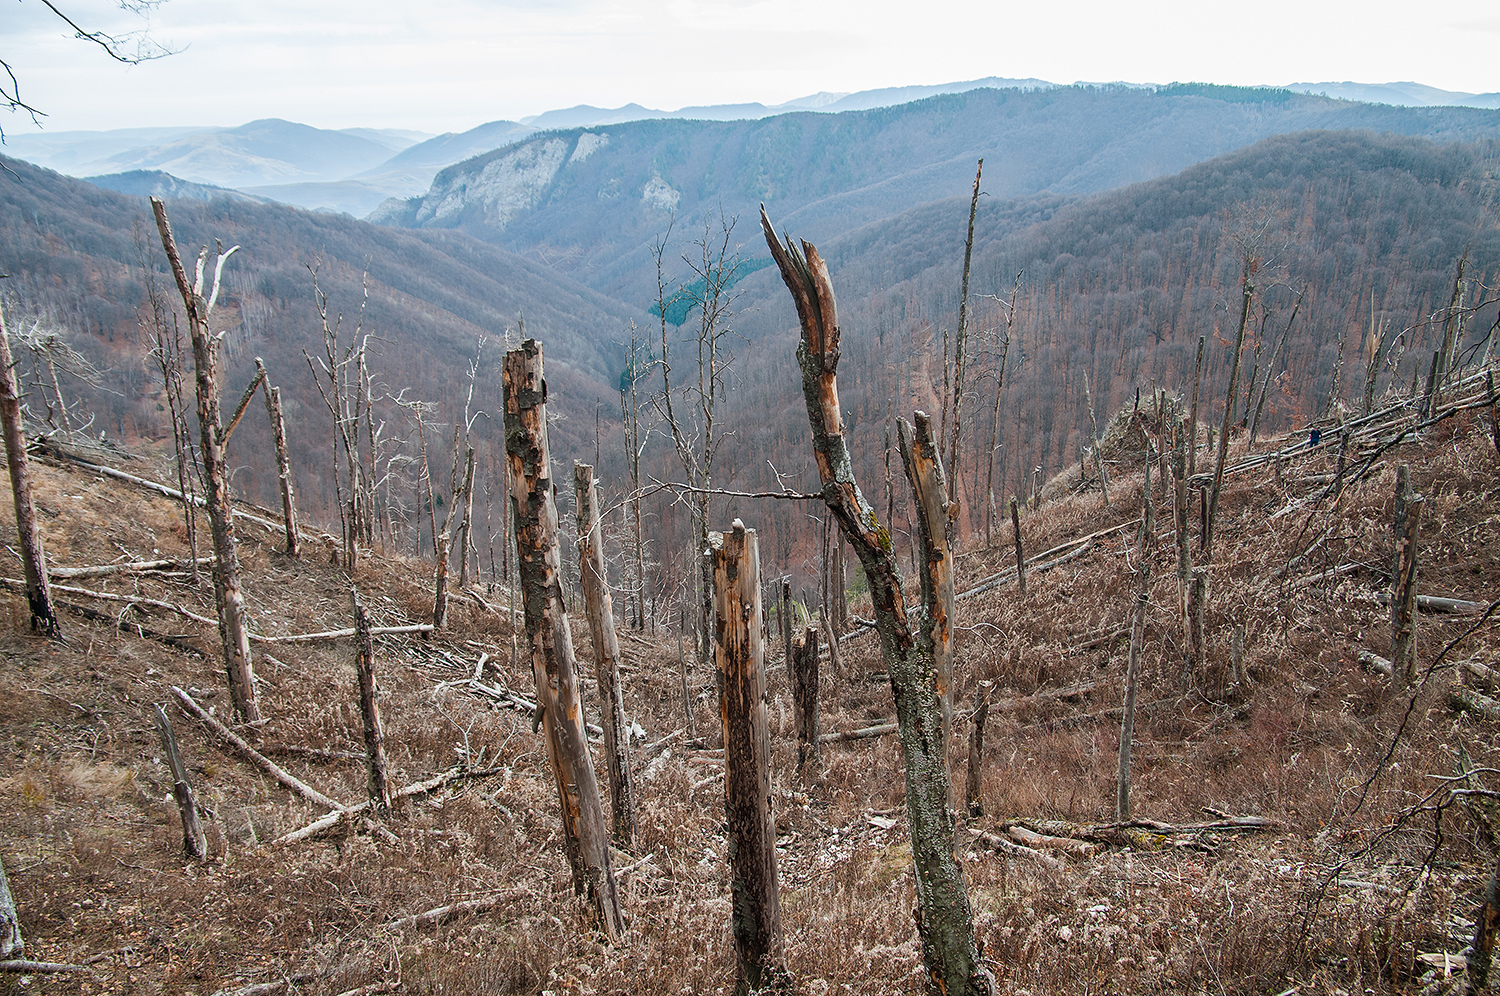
[958, 519, 1139, 602]
[50, 557, 212, 579]
[1451, 686, 1500, 721]
[1006, 824, 1100, 859]
[818, 722, 898, 743]
[274, 765, 505, 844]
[382, 888, 532, 932]
[1358, 651, 1393, 677]
[171, 686, 346, 812]
[992, 681, 1098, 712]
[1374, 591, 1489, 615]
[969, 832, 1065, 871]
[0, 960, 91, 974]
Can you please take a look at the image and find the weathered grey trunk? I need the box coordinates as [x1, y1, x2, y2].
[1390, 464, 1424, 686]
[458, 446, 476, 589]
[151, 198, 259, 724]
[712, 521, 786, 994]
[574, 462, 636, 849]
[1188, 335, 1205, 481]
[1204, 268, 1254, 561]
[1173, 417, 1197, 683]
[965, 688, 990, 818]
[354, 594, 393, 813]
[502, 340, 623, 940]
[152, 703, 208, 860]
[790, 626, 821, 773]
[1117, 560, 1151, 821]
[0, 853, 20, 959]
[898, 412, 956, 755]
[762, 207, 990, 996]
[0, 298, 58, 639]
[1009, 496, 1026, 598]
[432, 531, 451, 630]
[256, 360, 300, 557]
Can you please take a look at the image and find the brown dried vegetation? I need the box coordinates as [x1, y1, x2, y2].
[1, 414, 1498, 994]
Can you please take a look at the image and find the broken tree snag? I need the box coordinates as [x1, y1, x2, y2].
[1172, 415, 1194, 681]
[781, 580, 793, 664]
[0, 297, 59, 638]
[151, 703, 208, 861]
[257, 360, 300, 557]
[501, 340, 623, 941]
[0, 853, 21, 959]
[898, 412, 956, 761]
[574, 461, 636, 849]
[761, 206, 989, 996]
[790, 626, 821, 772]
[1009, 496, 1026, 598]
[712, 520, 787, 995]
[432, 531, 450, 630]
[1187, 567, 1207, 690]
[353, 593, 393, 814]
[1390, 464, 1424, 687]
[150, 197, 260, 724]
[966, 686, 991, 818]
[1117, 560, 1150, 821]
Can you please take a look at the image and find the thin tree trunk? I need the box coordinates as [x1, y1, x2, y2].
[256, 361, 300, 558]
[575, 462, 636, 850]
[1173, 416, 1195, 679]
[1009, 496, 1026, 598]
[762, 208, 990, 996]
[678, 594, 696, 736]
[1250, 288, 1303, 444]
[965, 687, 990, 818]
[1467, 851, 1500, 994]
[1188, 335, 1205, 480]
[0, 854, 20, 959]
[946, 158, 984, 514]
[1205, 266, 1254, 561]
[1117, 560, 1151, 821]
[781, 580, 793, 666]
[152, 703, 208, 860]
[151, 198, 259, 724]
[712, 521, 787, 994]
[1390, 464, 1424, 687]
[791, 626, 820, 774]
[0, 298, 58, 638]
[432, 531, 450, 630]
[899, 412, 956, 755]
[458, 447, 476, 589]
[1084, 371, 1110, 503]
[1187, 567, 1207, 689]
[354, 593, 393, 814]
[502, 340, 622, 940]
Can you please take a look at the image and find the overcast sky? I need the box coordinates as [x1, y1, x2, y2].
[5, 0, 1499, 136]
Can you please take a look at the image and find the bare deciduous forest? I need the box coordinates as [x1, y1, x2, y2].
[2, 97, 1500, 994]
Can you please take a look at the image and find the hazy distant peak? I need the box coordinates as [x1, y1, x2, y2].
[1283, 80, 1500, 109]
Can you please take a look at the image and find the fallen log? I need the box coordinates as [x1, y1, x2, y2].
[1358, 651, 1394, 677]
[257, 624, 434, 645]
[171, 686, 346, 812]
[0, 960, 91, 974]
[1006, 824, 1099, 858]
[1451, 686, 1500, 721]
[382, 888, 531, 932]
[970, 832, 1065, 871]
[50, 557, 212, 579]
[274, 765, 505, 844]
[1374, 591, 1489, 615]
[818, 721, 898, 743]
[991, 681, 1098, 713]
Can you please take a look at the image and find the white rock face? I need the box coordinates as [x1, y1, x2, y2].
[415, 138, 569, 228]
[570, 132, 609, 162]
[641, 173, 681, 212]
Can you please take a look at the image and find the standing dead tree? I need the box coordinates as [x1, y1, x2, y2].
[982, 276, 1020, 546]
[899, 411, 956, 753]
[575, 462, 636, 849]
[1390, 464, 1424, 687]
[965, 686, 991, 818]
[1117, 553, 1152, 818]
[0, 296, 59, 638]
[256, 359, 300, 557]
[712, 520, 787, 995]
[761, 207, 991, 996]
[1204, 249, 1257, 561]
[502, 340, 623, 940]
[152, 703, 208, 860]
[353, 592, 393, 813]
[150, 198, 259, 724]
[945, 159, 984, 516]
[791, 625, 820, 774]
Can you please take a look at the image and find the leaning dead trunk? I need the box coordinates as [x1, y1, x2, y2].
[151, 198, 259, 724]
[712, 521, 787, 994]
[256, 359, 300, 557]
[1390, 464, 1424, 687]
[502, 339, 623, 940]
[1204, 265, 1254, 561]
[0, 298, 59, 638]
[152, 703, 208, 860]
[354, 593, 393, 814]
[575, 462, 636, 849]
[762, 207, 990, 996]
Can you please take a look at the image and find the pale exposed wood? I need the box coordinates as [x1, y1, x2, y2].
[51, 557, 210, 579]
[152, 703, 208, 860]
[151, 198, 259, 723]
[0, 297, 59, 638]
[1390, 464, 1424, 686]
[432, 531, 450, 630]
[971, 832, 1065, 872]
[818, 722, 899, 743]
[899, 412, 956, 753]
[1357, 649, 1393, 677]
[353, 595, 392, 813]
[762, 206, 987, 996]
[0, 854, 20, 959]
[220, 365, 266, 445]
[257, 624, 433, 645]
[171, 686, 345, 813]
[1006, 824, 1099, 859]
[712, 521, 786, 993]
[382, 888, 530, 932]
[1450, 686, 1500, 720]
[502, 340, 622, 941]
[1374, 591, 1489, 615]
[273, 766, 503, 845]
[574, 462, 635, 849]
[991, 681, 1098, 712]
[0, 960, 90, 974]
[257, 360, 299, 557]
[959, 518, 1138, 601]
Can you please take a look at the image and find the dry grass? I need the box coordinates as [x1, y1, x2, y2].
[0, 420, 1496, 995]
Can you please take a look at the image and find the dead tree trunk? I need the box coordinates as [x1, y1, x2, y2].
[1468, 851, 1500, 994]
[1187, 567, 1207, 689]
[790, 626, 821, 773]
[152, 703, 208, 860]
[712, 521, 786, 994]
[780, 580, 793, 665]
[1117, 560, 1151, 821]
[0, 298, 58, 638]
[899, 412, 956, 754]
[256, 360, 300, 557]
[1009, 496, 1026, 598]
[1173, 416, 1196, 681]
[762, 207, 990, 996]
[458, 446, 476, 589]
[1188, 334, 1205, 480]
[1390, 464, 1424, 687]
[574, 462, 636, 849]
[354, 593, 393, 814]
[1084, 371, 1110, 504]
[432, 531, 450, 630]
[965, 687, 990, 818]
[151, 198, 259, 724]
[1205, 264, 1254, 561]
[502, 339, 623, 940]
[0, 854, 19, 959]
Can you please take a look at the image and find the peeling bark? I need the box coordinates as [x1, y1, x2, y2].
[0, 298, 58, 638]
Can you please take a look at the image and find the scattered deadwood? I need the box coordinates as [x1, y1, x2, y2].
[50, 557, 210, 579]
[257, 361, 300, 558]
[970, 832, 1064, 872]
[991, 681, 1098, 713]
[819, 722, 899, 743]
[1464, 660, 1500, 693]
[257, 624, 434, 645]
[171, 686, 346, 812]
[959, 518, 1139, 601]
[790, 627, 820, 770]
[1390, 464, 1424, 687]
[353, 594, 393, 813]
[1374, 591, 1488, 615]
[273, 766, 505, 845]
[1006, 824, 1100, 859]
[965, 687, 990, 818]
[0, 960, 91, 974]
[1451, 686, 1500, 721]
[1358, 651, 1394, 677]
[383, 888, 531, 932]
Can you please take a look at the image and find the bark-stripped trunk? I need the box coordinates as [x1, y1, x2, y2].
[0, 299, 58, 638]
[502, 340, 623, 940]
[1390, 464, 1424, 687]
[712, 521, 786, 994]
[791, 626, 821, 773]
[152, 703, 208, 860]
[898, 412, 956, 755]
[458, 446, 476, 589]
[0, 854, 20, 959]
[761, 207, 989, 996]
[575, 462, 636, 849]
[432, 531, 450, 630]
[151, 198, 259, 724]
[1117, 561, 1151, 820]
[354, 594, 393, 813]
[256, 360, 300, 557]
[965, 688, 990, 818]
